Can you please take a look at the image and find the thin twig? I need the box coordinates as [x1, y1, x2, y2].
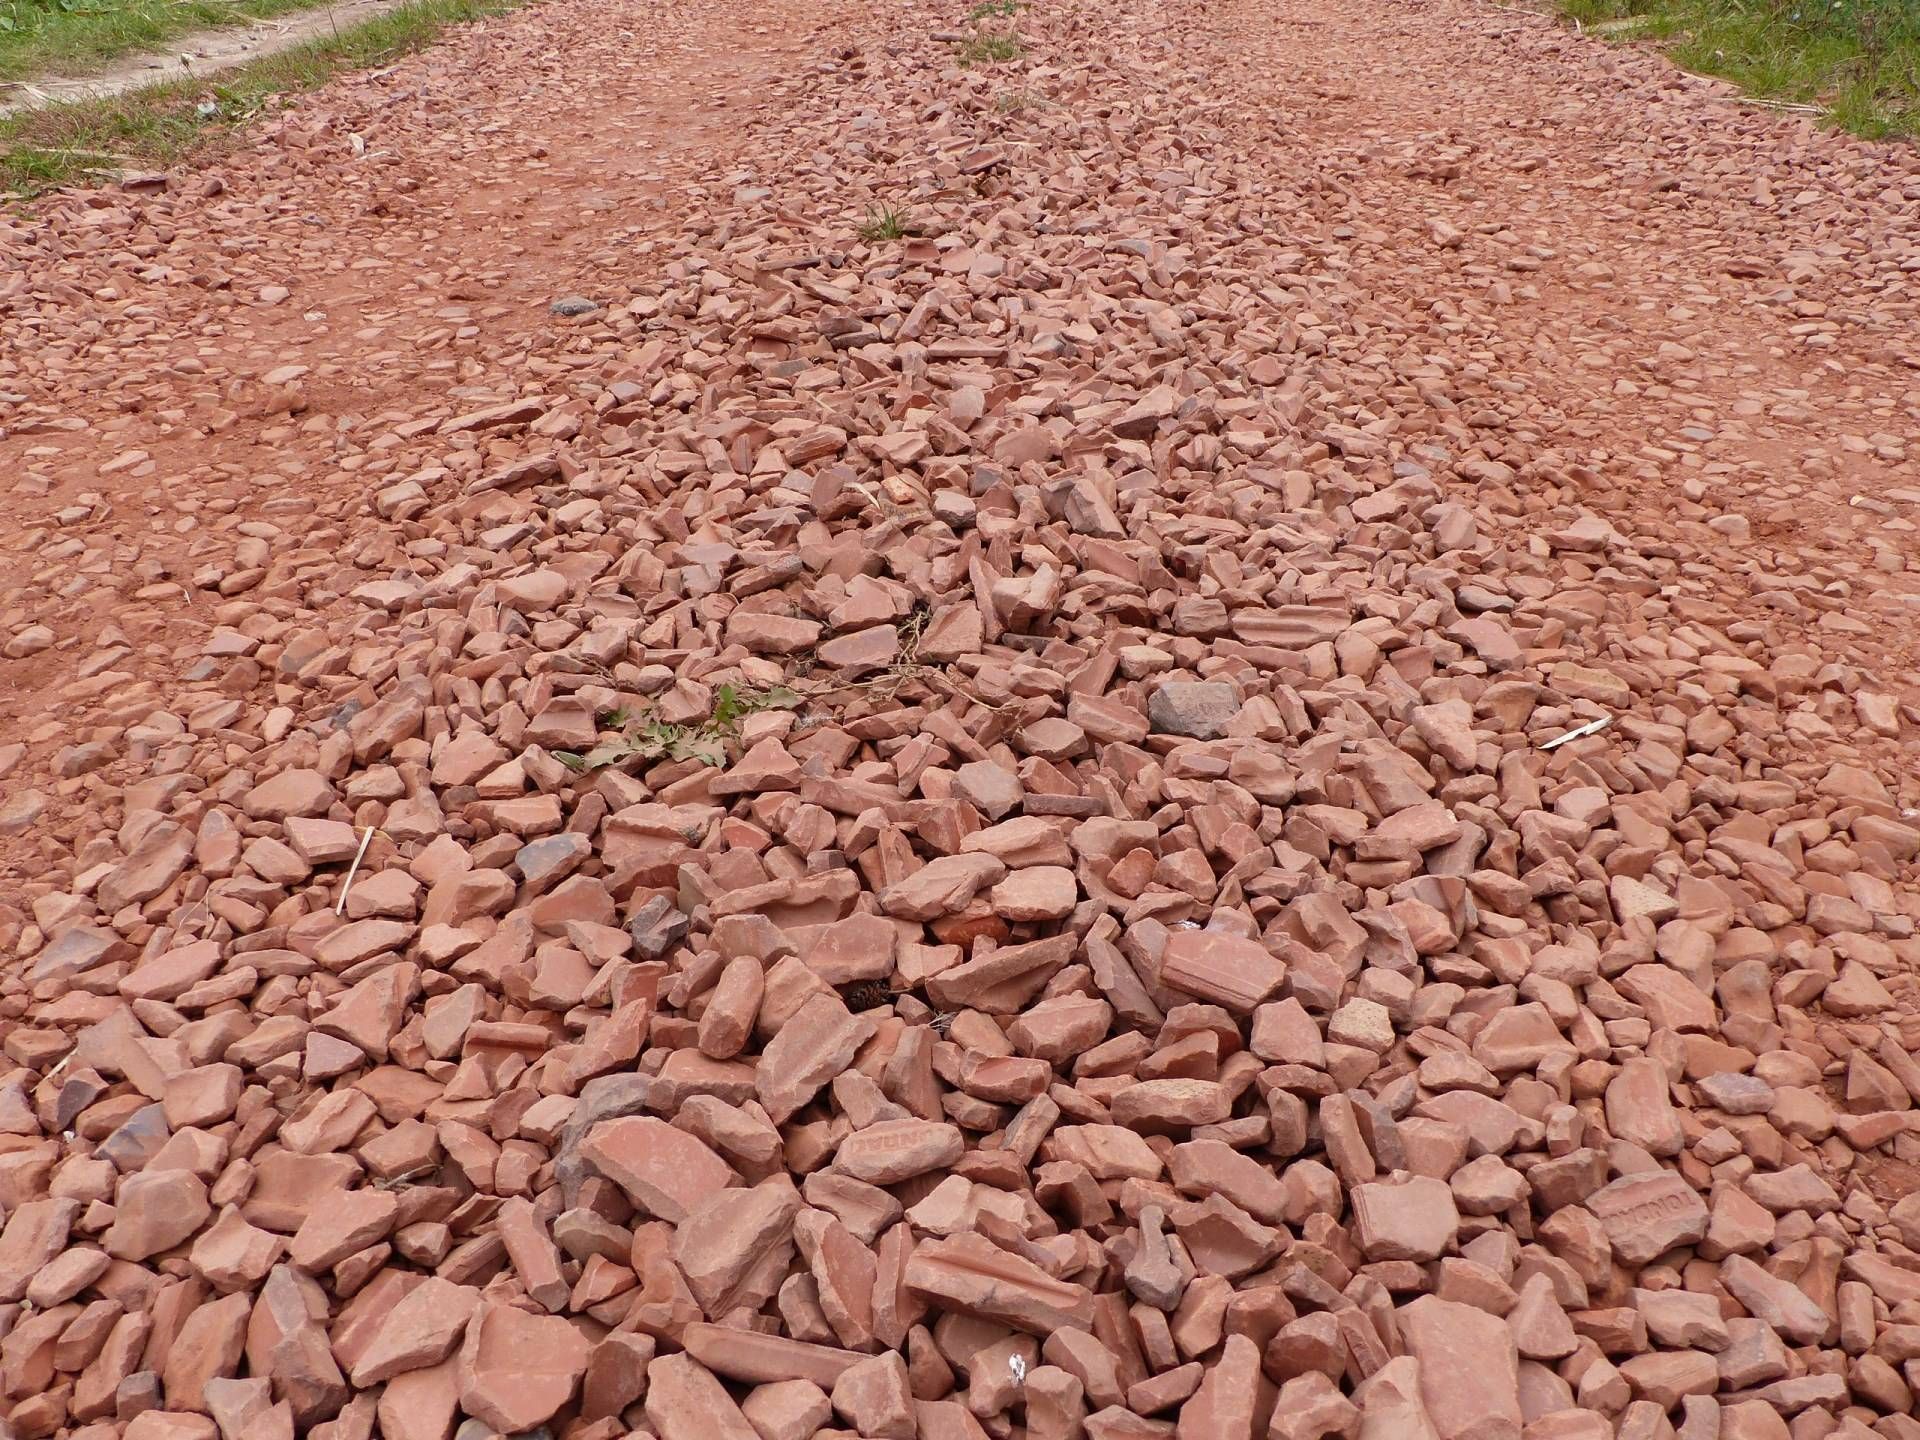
[12, 147, 140, 164]
[373, 1162, 438, 1189]
[1718, 95, 1826, 113]
[335, 825, 376, 914]
[1540, 715, 1613, 751]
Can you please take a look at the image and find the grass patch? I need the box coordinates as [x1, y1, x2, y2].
[857, 201, 909, 242]
[1, 0, 515, 193]
[953, 28, 1022, 66]
[0, 0, 345, 83]
[555, 685, 803, 773]
[1558, 0, 1920, 139]
[967, 0, 1020, 19]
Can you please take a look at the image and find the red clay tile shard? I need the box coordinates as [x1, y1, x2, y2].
[834, 1119, 967, 1184]
[647, 1353, 791, 1440]
[904, 1232, 1096, 1335]
[1174, 1331, 1259, 1440]
[680, 1322, 867, 1388]
[579, 1115, 740, 1222]
[1158, 930, 1288, 1012]
[244, 1264, 347, 1424]
[1398, 1296, 1523, 1440]
[1350, 1176, 1460, 1262]
[756, 992, 878, 1124]
[343, 1277, 480, 1386]
[672, 1177, 804, 1316]
[1586, 1171, 1710, 1266]
[496, 1195, 571, 1312]
[456, 1301, 590, 1433]
[0, 1197, 78, 1301]
[287, 1189, 399, 1274]
[204, 1378, 293, 1440]
[879, 854, 1008, 920]
[104, 1171, 211, 1261]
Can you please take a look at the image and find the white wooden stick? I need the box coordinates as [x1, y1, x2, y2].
[1540, 715, 1612, 751]
[336, 826, 377, 915]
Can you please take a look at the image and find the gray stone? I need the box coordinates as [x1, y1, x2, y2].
[1147, 681, 1240, 739]
[1693, 1073, 1773, 1116]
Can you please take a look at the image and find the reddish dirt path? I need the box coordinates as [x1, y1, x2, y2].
[0, 0, 860, 868]
[7, 0, 1915, 857]
[3, 1, 1920, 1432]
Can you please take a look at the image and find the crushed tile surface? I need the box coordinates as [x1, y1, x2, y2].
[3, 0, 1920, 1437]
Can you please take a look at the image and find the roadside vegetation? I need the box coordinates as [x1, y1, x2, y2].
[857, 201, 910, 243]
[1559, 0, 1920, 139]
[952, 2, 1024, 67]
[0, 0, 339, 82]
[2, 0, 514, 193]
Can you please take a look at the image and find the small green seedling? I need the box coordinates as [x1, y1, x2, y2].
[954, 29, 1023, 66]
[858, 202, 910, 242]
[556, 684, 801, 773]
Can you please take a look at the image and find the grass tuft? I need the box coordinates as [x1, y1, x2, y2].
[555, 684, 803, 773]
[2, 0, 517, 193]
[953, 28, 1022, 66]
[967, 0, 1020, 19]
[857, 201, 909, 242]
[1558, 0, 1920, 139]
[0, 0, 341, 84]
